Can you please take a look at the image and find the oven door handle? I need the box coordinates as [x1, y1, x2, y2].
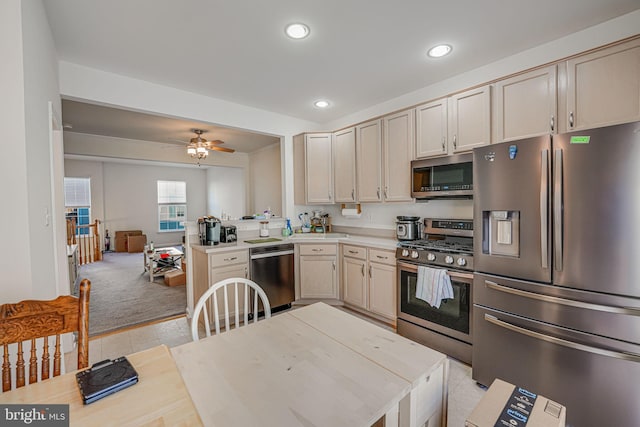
[485, 280, 640, 316]
[484, 314, 640, 363]
[397, 261, 473, 281]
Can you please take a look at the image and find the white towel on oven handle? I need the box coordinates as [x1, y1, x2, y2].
[416, 266, 454, 309]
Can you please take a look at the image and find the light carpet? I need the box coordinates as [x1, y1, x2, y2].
[79, 251, 186, 337]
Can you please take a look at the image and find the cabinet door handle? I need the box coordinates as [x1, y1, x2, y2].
[348, 250, 358, 254]
[351, 189, 355, 200]
[224, 256, 237, 262]
[368, 265, 372, 278]
[453, 134, 457, 149]
[550, 115, 555, 132]
[244, 267, 248, 278]
[328, 191, 332, 200]
[361, 264, 365, 276]
[376, 255, 388, 260]
[376, 187, 380, 198]
[333, 261, 336, 271]
[384, 187, 388, 199]
[441, 137, 446, 151]
[311, 248, 323, 252]
[569, 111, 574, 128]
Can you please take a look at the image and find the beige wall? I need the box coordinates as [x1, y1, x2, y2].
[249, 143, 282, 217]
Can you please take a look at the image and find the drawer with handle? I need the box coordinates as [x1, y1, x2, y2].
[368, 248, 395, 266]
[209, 249, 249, 266]
[299, 244, 337, 256]
[342, 244, 366, 260]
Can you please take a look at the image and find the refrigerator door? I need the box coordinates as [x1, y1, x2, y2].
[473, 304, 640, 427]
[553, 121, 640, 297]
[473, 136, 551, 283]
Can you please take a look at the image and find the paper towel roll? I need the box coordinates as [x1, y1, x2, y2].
[342, 208, 361, 217]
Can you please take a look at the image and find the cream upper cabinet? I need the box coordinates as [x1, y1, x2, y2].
[416, 86, 490, 158]
[304, 133, 333, 204]
[333, 127, 357, 203]
[383, 109, 414, 202]
[449, 85, 491, 153]
[356, 119, 383, 202]
[563, 38, 640, 132]
[416, 98, 448, 158]
[494, 65, 557, 142]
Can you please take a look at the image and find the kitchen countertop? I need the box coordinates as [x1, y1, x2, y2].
[191, 233, 398, 254]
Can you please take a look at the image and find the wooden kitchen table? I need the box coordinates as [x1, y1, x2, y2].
[0, 345, 202, 427]
[171, 302, 448, 427]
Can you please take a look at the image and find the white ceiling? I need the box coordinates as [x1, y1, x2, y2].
[45, 1, 639, 145]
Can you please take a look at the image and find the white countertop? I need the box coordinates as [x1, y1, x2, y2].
[191, 233, 398, 254]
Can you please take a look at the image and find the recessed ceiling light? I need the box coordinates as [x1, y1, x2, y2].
[285, 23, 310, 39]
[427, 44, 452, 58]
[314, 100, 330, 108]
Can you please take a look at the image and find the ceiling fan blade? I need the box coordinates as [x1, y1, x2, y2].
[210, 146, 235, 153]
[208, 139, 225, 145]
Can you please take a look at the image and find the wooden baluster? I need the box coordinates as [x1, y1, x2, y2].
[53, 334, 61, 377]
[29, 339, 38, 384]
[16, 342, 25, 388]
[2, 345, 11, 392]
[41, 336, 50, 381]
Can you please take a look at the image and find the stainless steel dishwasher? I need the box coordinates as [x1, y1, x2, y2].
[249, 243, 295, 312]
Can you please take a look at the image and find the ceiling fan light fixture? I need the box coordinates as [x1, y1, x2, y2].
[187, 146, 196, 155]
[285, 23, 310, 39]
[196, 146, 208, 156]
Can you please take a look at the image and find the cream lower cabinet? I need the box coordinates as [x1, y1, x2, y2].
[192, 248, 249, 324]
[299, 244, 338, 299]
[342, 245, 396, 323]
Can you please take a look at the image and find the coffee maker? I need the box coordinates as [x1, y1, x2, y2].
[198, 216, 221, 245]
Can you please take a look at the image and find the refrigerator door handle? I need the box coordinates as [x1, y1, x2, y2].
[484, 314, 640, 363]
[553, 149, 563, 271]
[540, 149, 549, 269]
[484, 280, 640, 316]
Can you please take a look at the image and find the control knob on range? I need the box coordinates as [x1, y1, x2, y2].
[444, 255, 454, 264]
[456, 257, 467, 267]
[411, 250, 419, 259]
[427, 253, 436, 262]
[401, 249, 409, 257]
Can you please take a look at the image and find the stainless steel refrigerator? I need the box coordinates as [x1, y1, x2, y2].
[472, 121, 640, 427]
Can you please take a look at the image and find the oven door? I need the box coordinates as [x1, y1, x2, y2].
[397, 261, 473, 344]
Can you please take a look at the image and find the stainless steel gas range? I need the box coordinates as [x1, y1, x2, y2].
[396, 218, 474, 364]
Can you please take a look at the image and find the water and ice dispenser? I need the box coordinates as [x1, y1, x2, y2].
[482, 211, 520, 258]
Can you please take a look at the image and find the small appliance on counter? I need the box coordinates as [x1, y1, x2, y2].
[310, 211, 330, 233]
[220, 225, 237, 243]
[396, 216, 421, 240]
[198, 216, 221, 245]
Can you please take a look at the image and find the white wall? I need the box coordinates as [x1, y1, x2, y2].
[206, 166, 246, 219]
[248, 143, 282, 217]
[65, 160, 207, 247]
[0, 0, 32, 303]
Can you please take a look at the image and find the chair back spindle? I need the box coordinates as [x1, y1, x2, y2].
[191, 278, 271, 341]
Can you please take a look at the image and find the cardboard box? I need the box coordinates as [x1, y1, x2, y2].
[164, 270, 186, 286]
[127, 235, 147, 253]
[114, 230, 144, 252]
[465, 379, 566, 427]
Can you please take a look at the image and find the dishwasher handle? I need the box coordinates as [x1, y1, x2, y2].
[250, 250, 294, 260]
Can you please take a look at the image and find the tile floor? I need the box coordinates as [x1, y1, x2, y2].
[65, 310, 485, 426]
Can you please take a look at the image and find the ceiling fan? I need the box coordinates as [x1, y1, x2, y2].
[185, 129, 235, 156]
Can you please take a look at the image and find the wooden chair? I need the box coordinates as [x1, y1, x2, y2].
[191, 277, 271, 341]
[1, 279, 90, 392]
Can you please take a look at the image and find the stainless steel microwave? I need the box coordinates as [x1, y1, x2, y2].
[411, 153, 473, 199]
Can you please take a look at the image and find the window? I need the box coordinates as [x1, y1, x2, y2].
[157, 180, 186, 232]
[64, 177, 91, 236]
